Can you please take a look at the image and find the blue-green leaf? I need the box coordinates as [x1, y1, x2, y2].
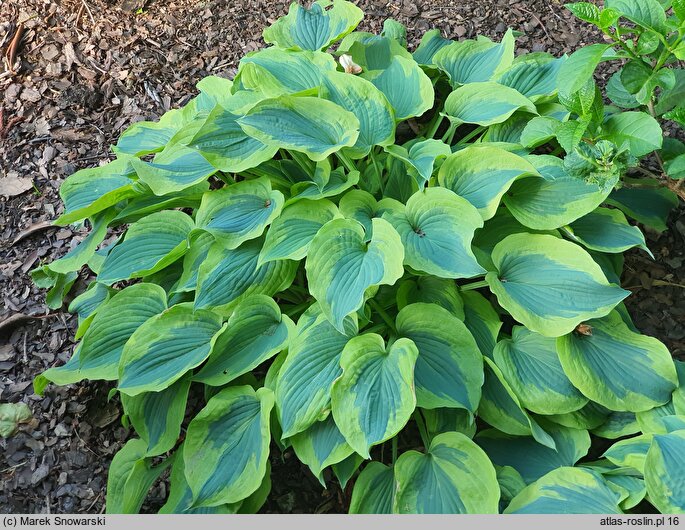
[349, 462, 395, 514]
[645, 431, 685, 513]
[444, 82, 537, 126]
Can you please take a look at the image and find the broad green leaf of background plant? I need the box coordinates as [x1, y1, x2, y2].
[194, 177, 283, 249]
[486, 234, 629, 337]
[479, 358, 556, 448]
[290, 415, 354, 483]
[120, 376, 191, 456]
[604, 0, 667, 32]
[259, 199, 340, 265]
[557, 310, 678, 412]
[0, 403, 32, 438]
[433, 30, 515, 86]
[306, 218, 404, 332]
[262, 0, 363, 51]
[276, 307, 358, 438]
[644, 431, 685, 513]
[444, 82, 537, 126]
[476, 425, 591, 484]
[438, 145, 539, 220]
[118, 304, 224, 395]
[384, 139, 451, 188]
[562, 207, 651, 256]
[188, 105, 278, 173]
[76, 283, 167, 380]
[497, 54, 565, 101]
[320, 70, 395, 158]
[503, 155, 612, 230]
[504, 467, 622, 513]
[194, 239, 297, 313]
[396, 275, 464, 319]
[379, 188, 485, 278]
[97, 210, 194, 285]
[184, 386, 273, 507]
[396, 303, 483, 411]
[601, 112, 663, 157]
[557, 44, 611, 99]
[361, 55, 434, 121]
[194, 295, 294, 386]
[493, 326, 588, 415]
[55, 158, 137, 225]
[331, 334, 418, 458]
[349, 462, 395, 514]
[131, 145, 217, 196]
[238, 96, 360, 162]
[394, 432, 500, 514]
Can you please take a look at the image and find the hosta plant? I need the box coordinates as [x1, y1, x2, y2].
[32, 0, 685, 514]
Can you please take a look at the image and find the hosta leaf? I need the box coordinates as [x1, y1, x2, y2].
[276, 307, 358, 438]
[338, 189, 378, 237]
[412, 29, 452, 66]
[194, 177, 284, 249]
[78, 284, 167, 380]
[106, 439, 170, 514]
[606, 475, 646, 511]
[331, 334, 418, 458]
[604, 434, 652, 473]
[349, 462, 395, 514]
[438, 145, 539, 220]
[114, 106, 193, 157]
[290, 415, 354, 483]
[503, 155, 611, 230]
[607, 181, 678, 232]
[306, 218, 404, 332]
[557, 44, 611, 99]
[547, 401, 610, 431]
[120, 376, 191, 456]
[259, 199, 340, 265]
[645, 431, 685, 513]
[385, 139, 451, 188]
[461, 291, 502, 358]
[194, 239, 297, 314]
[47, 210, 116, 274]
[289, 167, 359, 203]
[194, 295, 294, 386]
[423, 408, 477, 439]
[112, 181, 208, 225]
[396, 276, 464, 319]
[480, 357, 556, 448]
[236, 47, 337, 97]
[557, 310, 678, 412]
[486, 233, 629, 337]
[519, 116, 561, 148]
[361, 55, 434, 121]
[188, 105, 278, 172]
[494, 326, 588, 415]
[118, 304, 223, 395]
[444, 82, 537, 126]
[562, 207, 651, 256]
[379, 188, 484, 278]
[504, 467, 622, 513]
[55, 158, 137, 225]
[606, 71, 640, 109]
[238, 96, 359, 162]
[320, 70, 395, 158]
[174, 231, 215, 293]
[476, 425, 591, 484]
[184, 386, 273, 507]
[69, 282, 113, 338]
[262, 0, 363, 51]
[332, 453, 364, 490]
[97, 211, 194, 285]
[131, 145, 216, 196]
[394, 432, 499, 514]
[592, 411, 640, 440]
[601, 111, 662, 157]
[396, 303, 482, 411]
[433, 30, 515, 86]
[497, 54, 565, 101]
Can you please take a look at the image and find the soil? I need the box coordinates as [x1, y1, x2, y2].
[0, 0, 682, 515]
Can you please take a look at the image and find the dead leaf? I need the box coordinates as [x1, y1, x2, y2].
[0, 173, 33, 198]
[12, 220, 56, 246]
[0, 402, 33, 438]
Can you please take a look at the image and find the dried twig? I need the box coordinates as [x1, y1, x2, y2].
[0, 107, 26, 140]
[517, 5, 553, 42]
[4, 23, 25, 73]
[81, 0, 96, 25]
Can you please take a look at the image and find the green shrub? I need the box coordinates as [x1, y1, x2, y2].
[33, 0, 684, 514]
